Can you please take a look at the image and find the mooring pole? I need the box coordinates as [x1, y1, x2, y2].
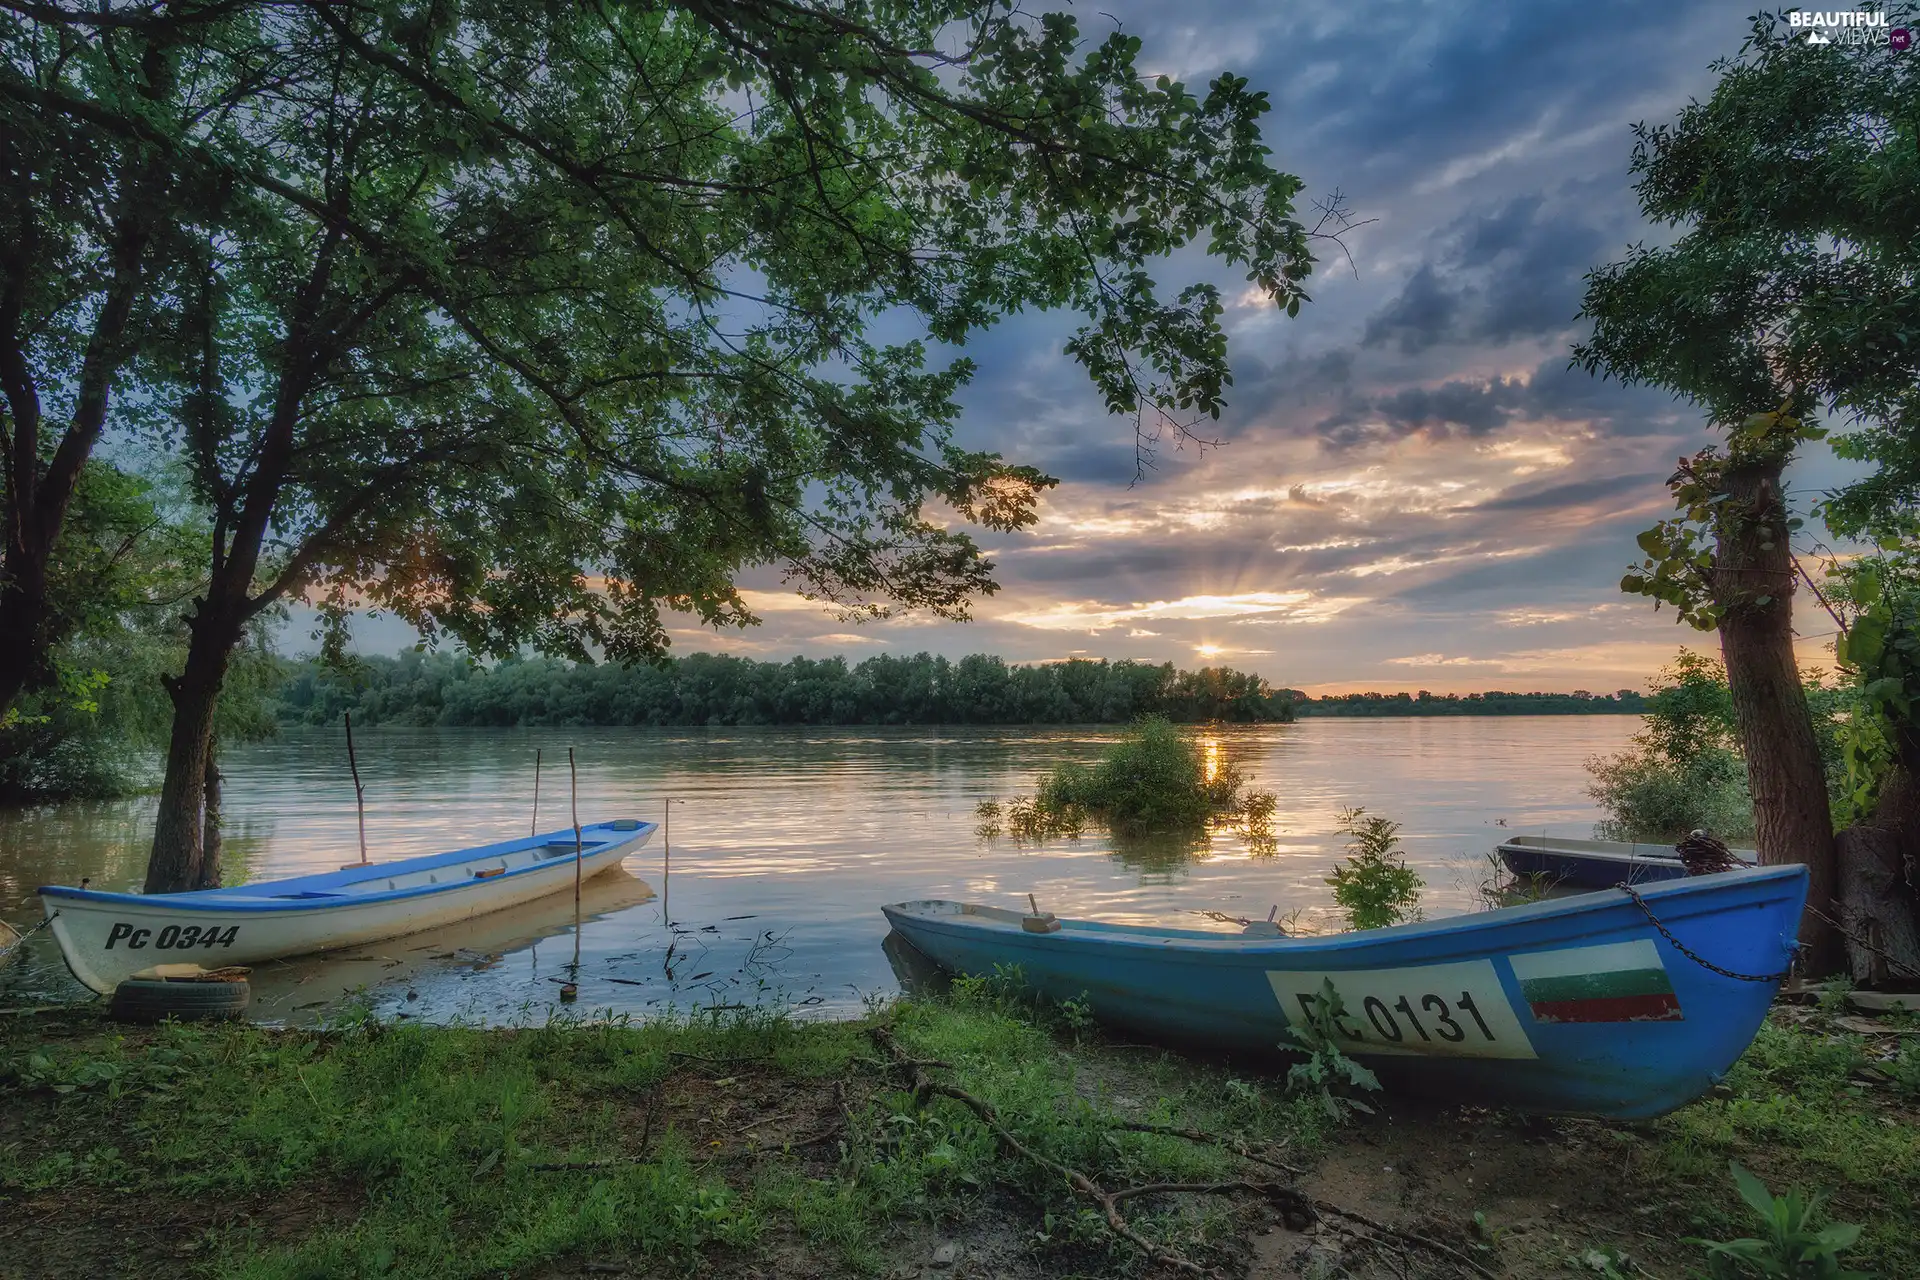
[569, 748, 583, 971]
[345, 712, 369, 864]
[531, 747, 542, 837]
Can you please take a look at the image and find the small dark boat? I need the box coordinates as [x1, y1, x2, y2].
[1495, 835, 1756, 889]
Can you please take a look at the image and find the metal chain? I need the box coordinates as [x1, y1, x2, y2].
[0, 910, 56, 962]
[1614, 883, 1796, 983]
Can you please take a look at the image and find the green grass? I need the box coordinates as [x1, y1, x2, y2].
[0, 990, 1324, 1279]
[4, 995, 1912, 1280]
[1650, 1013, 1919, 1276]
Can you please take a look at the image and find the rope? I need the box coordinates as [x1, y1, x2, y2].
[1614, 883, 1796, 983]
[0, 911, 57, 962]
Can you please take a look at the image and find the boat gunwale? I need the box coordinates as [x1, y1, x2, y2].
[881, 864, 1808, 960]
[37, 820, 655, 915]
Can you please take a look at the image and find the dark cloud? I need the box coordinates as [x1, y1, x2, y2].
[1384, 518, 1654, 604]
[997, 539, 1200, 586]
[1358, 193, 1618, 361]
[1517, 357, 1690, 436]
[1313, 350, 1700, 448]
[1361, 265, 1461, 355]
[1318, 376, 1530, 446]
[1468, 472, 1663, 513]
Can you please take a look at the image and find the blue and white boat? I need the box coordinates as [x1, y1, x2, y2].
[882, 865, 1806, 1119]
[1496, 835, 1756, 889]
[39, 820, 655, 995]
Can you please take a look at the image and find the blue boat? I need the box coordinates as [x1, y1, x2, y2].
[882, 865, 1806, 1119]
[1496, 835, 1756, 889]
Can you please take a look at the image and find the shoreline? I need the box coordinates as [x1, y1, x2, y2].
[3, 988, 1913, 1280]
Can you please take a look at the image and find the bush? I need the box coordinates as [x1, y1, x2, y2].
[981, 718, 1256, 840]
[1588, 651, 1757, 844]
[1589, 745, 1756, 844]
[1039, 717, 1221, 835]
[1326, 808, 1423, 930]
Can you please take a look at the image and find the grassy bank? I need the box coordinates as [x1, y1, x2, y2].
[1, 988, 1914, 1280]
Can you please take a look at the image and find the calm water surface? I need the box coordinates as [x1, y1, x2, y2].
[0, 717, 1639, 1023]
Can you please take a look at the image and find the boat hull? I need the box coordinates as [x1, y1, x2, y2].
[40, 822, 653, 995]
[883, 865, 1806, 1119]
[1497, 836, 1757, 889]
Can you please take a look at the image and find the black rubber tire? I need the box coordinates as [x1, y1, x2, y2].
[108, 977, 250, 1023]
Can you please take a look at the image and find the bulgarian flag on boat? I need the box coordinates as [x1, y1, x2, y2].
[1509, 939, 1683, 1023]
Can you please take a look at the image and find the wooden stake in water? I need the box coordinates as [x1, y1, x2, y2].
[569, 747, 582, 971]
[531, 747, 542, 837]
[345, 712, 369, 865]
[663, 797, 671, 926]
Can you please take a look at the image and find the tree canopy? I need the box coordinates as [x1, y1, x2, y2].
[3, 0, 1332, 670]
[1575, 5, 1919, 545]
[3, 0, 1338, 887]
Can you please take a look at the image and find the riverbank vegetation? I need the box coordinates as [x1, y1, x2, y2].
[1585, 651, 1852, 847]
[3, 990, 1912, 1279]
[0, 463, 281, 806]
[276, 651, 1297, 729]
[277, 657, 1654, 727]
[1299, 689, 1647, 717]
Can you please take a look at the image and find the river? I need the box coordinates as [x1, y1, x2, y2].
[0, 716, 1640, 1023]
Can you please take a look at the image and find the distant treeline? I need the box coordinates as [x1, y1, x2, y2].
[275, 652, 1297, 727]
[1294, 689, 1647, 716]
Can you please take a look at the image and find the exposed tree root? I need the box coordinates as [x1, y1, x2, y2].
[870, 1024, 1497, 1280]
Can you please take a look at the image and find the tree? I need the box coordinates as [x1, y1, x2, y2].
[5, 0, 1340, 890]
[0, 3, 227, 724]
[1575, 7, 1920, 977]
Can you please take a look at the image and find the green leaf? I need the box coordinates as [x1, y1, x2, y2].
[1728, 1162, 1776, 1219]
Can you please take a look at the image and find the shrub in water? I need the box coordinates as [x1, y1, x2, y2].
[1040, 716, 1219, 835]
[981, 718, 1259, 839]
[1327, 807, 1423, 930]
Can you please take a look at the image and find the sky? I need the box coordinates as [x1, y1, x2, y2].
[334, 1, 1861, 695]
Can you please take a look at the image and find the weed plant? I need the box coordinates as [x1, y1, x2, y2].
[1688, 1162, 1870, 1279]
[1326, 807, 1423, 930]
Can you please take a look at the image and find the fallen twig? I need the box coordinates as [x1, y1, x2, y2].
[873, 1025, 1217, 1276]
[1109, 1119, 1304, 1177]
[1312, 1202, 1498, 1280]
[871, 1025, 1497, 1280]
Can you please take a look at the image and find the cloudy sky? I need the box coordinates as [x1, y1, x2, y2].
[342, 2, 1858, 693]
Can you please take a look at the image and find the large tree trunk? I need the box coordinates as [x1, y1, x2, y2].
[198, 734, 224, 891]
[145, 601, 240, 892]
[0, 571, 51, 720]
[1834, 748, 1920, 988]
[1714, 455, 1842, 973]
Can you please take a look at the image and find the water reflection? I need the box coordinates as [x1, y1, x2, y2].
[881, 929, 949, 997]
[0, 718, 1639, 1023]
